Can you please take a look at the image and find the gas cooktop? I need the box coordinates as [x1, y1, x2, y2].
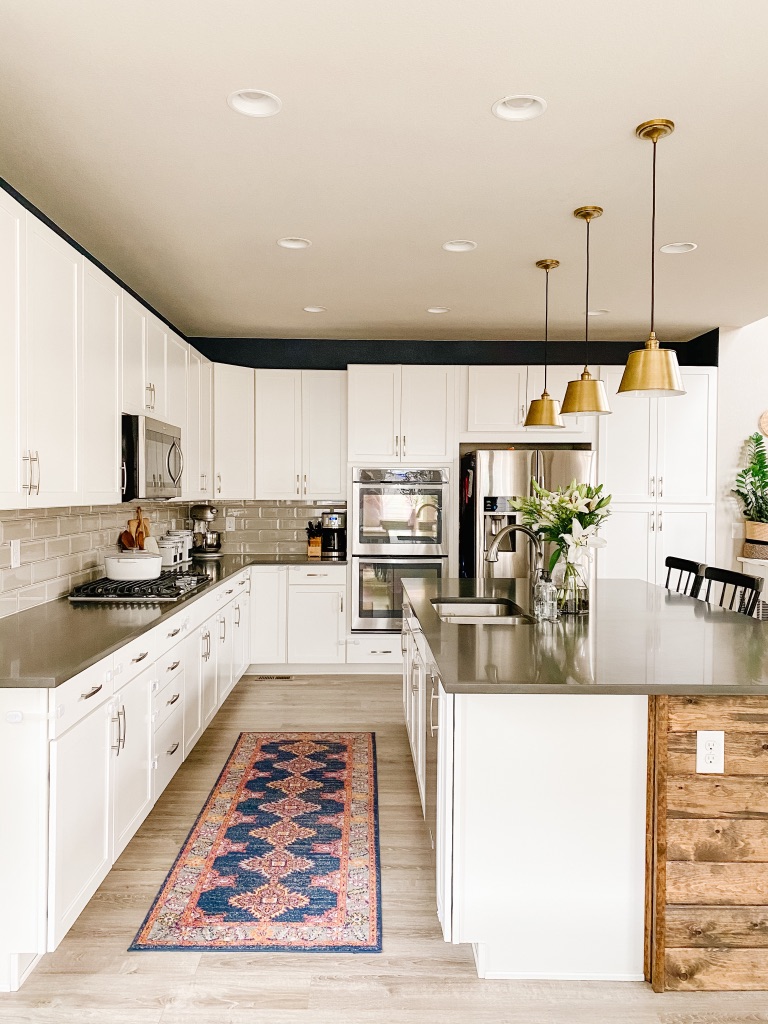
[69, 571, 209, 604]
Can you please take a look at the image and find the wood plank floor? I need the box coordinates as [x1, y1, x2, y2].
[4, 674, 768, 1023]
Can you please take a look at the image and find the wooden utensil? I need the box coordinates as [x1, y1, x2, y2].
[120, 529, 136, 550]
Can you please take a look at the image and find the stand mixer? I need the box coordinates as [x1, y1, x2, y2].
[190, 503, 222, 557]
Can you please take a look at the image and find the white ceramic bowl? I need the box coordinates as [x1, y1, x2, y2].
[105, 551, 163, 581]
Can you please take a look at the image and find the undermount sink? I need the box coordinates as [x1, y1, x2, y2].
[431, 596, 535, 625]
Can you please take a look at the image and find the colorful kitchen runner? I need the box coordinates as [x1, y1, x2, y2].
[130, 732, 381, 952]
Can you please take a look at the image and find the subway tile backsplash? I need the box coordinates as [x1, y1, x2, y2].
[0, 499, 346, 618]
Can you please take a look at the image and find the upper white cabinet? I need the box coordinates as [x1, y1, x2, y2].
[121, 297, 181, 424]
[0, 189, 25, 508]
[599, 366, 717, 505]
[348, 364, 455, 463]
[213, 363, 254, 499]
[166, 331, 188, 436]
[25, 215, 81, 507]
[120, 293, 148, 415]
[254, 369, 346, 500]
[200, 358, 213, 499]
[186, 349, 214, 500]
[80, 262, 121, 505]
[145, 315, 167, 419]
[463, 364, 594, 439]
[597, 502, 714, 584]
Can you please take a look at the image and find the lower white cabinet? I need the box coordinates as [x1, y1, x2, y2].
[48, 691, 112, 949]
[183, 627, 205, 756]
[153, 703, 184, 800]
[217, 600, 236, 701]
[233, 585, 251, 681]
[201, 620, 218, 727]
[250, 567, 288, 663]
[112, 667, 154, 859]
[597, 503, 715, 583]
[287, 585, 346, 664]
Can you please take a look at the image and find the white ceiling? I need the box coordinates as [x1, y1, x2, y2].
[2, 1, 767, 342]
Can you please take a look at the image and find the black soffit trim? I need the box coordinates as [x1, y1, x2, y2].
[0, 177, 719, 368]
[189, 330, 719, 370]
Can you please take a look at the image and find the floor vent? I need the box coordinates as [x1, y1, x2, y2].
[253, 674, 294, 680]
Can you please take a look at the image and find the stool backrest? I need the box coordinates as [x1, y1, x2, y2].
[700, 566, 763, 617]
[664, 556, 705, 597]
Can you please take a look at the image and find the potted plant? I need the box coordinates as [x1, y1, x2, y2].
[734, 432, 768, 544]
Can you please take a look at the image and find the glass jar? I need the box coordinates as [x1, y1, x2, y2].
[552, 558, 590, 615]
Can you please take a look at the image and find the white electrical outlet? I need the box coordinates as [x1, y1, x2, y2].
[696, 730, 725, 773]
[225, 517, 236, 532]
[9, 539, 20, 569]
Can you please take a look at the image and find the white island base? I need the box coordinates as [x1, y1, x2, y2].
[440, 692, 648, 981]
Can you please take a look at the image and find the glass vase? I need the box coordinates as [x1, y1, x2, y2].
[553, 559, 590, 615]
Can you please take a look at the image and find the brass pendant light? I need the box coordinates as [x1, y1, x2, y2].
[617, 119, 685, 396]
[560, 206, 611, 416]
[524, 259, 565, 428]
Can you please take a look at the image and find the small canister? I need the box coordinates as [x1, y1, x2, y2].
[168, 529, 193, 562]
[158, 536, 182, 567]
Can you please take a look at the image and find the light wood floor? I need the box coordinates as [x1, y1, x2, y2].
[3, 674, 768, 1023]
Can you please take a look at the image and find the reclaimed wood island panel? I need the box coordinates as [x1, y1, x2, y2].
[648, 695, 768, 991]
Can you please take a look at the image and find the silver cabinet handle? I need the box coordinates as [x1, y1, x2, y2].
[30, 451, 40, 495]
[401, 632, 407, 655]
[520, 403, 525, 423]
[119, 705, 126, 749]
[121, 461, 127, 495]
[303, 472, 307, 495]
[80, 684, 103, 701]
[152, 383, 157, 409]
[167, 741, 179, 756]
[166, 692, 180, 706]
[167, 660, 180, 672]
[371, 649, 393, 655]
[225, 588, 234, 595]
[402, 435, 406, 456]
[340, 593, 344, 614]
[145, 383, 153, 409]
[659, 476, 664, 498]
[216, 473, 222, 494]
[395, 435, 400, 457]
[167, 627, 181, 638]
[235, 604, 241, 626]
[307, 573, 328, 577]
[650, 475, 655, 497]
[167, 438, 184, 487]
[659, 510, 663, 532]
[430, 684, 439, 736]
[22, 451, 31, 492]
[111, 706, 121, 754]
[220, 617, 226, 641]
[650, 511, 655, 532]
[238, 578, 248, 585]
[131, 651, 149, 663]
[296, 473, 300, 495]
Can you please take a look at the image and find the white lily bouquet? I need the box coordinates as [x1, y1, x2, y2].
[513, 479, 612, 613]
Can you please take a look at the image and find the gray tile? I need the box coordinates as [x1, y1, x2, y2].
[1, 563, 33, 591]
[258, 530, 284, 542]
[17, 582, 49, 610]
[32, 517, 59, 539]
[69, 534, 92, 553]
[1, 518, 32, 542]
[0, 592, 18, 618]
[0, 545, 10, 570]
[58, 553, 83, 576]
[20, 540, 47, 564]
[46, 537, 70, 558]
[57, 517, 82, 536]
[46, 576, 71, 601]
[32, 558, 59, 584]
[79, 514, 100, 530]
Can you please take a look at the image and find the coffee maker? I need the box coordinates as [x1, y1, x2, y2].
[321, 511, 347, 559]
[190, 503, 222, 557]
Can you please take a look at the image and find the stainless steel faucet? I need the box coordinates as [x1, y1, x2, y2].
[485, 523, 544, 584]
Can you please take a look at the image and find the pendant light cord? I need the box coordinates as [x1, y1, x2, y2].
[651, 139, 657, 335]
[584, 217, 590, 370]
[544, 267, 549, 392]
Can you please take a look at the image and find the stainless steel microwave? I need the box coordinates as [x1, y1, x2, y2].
[121, 414, 183, 501]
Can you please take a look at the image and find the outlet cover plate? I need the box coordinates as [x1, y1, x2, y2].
[225, 517, 236, 532]
[696, 729, 725, 773]
[9, 539, 20, 569]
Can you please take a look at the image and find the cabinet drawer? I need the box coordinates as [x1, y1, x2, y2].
[347, 634, 402, 664]
[49, 657, 114, 738]
[288, 564, 347, 585]
[153, 704, 184, 800]
[152, 670, 183, 731]
[155, 644, 184, 683]
[113, 630, 163, 685]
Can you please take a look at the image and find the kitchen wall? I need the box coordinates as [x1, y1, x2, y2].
[209, 501, 345, 556]
[0, 502, 189, 619]
[716, 317, 768, 567]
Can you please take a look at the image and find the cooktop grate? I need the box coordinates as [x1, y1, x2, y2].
[69, 571, 209, 603]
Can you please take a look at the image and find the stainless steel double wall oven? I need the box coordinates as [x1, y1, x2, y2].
[351, 467, 449, 631]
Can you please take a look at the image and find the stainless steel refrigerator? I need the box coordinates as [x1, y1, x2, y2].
[459, 448, 596, 579]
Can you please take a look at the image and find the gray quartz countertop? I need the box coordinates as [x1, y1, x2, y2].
[403, 577, 768, 696]
[0, 554, 346, 689]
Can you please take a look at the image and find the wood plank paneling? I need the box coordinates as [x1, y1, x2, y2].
[668, 731, 768, 776]
[667, 696, 768, 733]
[665, 948, 768, 990]
[666, 906, 768, 947]
[667, 776, 768, 819]
[668, 819, 768, 862]
[667, 862, 768, 905]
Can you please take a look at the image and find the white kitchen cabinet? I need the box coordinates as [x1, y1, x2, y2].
[183, 626, 204, 756]
[599, 366, 717, 504]
[435, 678, 454, 941]
[232, 579, 251, 681]
[287, 586, 346, 663]
[146, 314, 167, 419]
[111, 667, 153, 859]
[249, 567, 288, 664]
[254, 370, 347, 500]
[348, 364, 455, 463]
[199, 357, 213, 499]
[213, 363, 254, 499]
[217, 599, 236, 701]
[25, 215, 81, 507]
[0, 189, 26, 509]
[185, 348, 214, 500]
[166, 330, 188, 436]
[406, 639, 426, 812]
[597, 502, 714, 584]
[524, 365, 595, 439]
[48, 695, 112, 949]
[80, 261, 121, 504]
[120, 292, 149, 415]
[201, 619, 218, 727]
[464, 365, 527, 433]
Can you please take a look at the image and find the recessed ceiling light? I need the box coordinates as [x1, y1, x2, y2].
[427, 307, 450, 314]
[277, 237, 312, 249]
[227, 89, 282, 118]
[303, 305, 326, 313]
[587, 309, 610, 316]
[442, 240, 477, 252]
[660, 241, 698, 254]
[492, 94, 547, 121]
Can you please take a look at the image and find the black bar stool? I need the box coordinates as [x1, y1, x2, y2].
[699, 566, 763, 617]
[663, 556, 705, 597]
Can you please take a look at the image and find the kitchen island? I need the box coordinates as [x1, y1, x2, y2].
[402, 577, 768, 990]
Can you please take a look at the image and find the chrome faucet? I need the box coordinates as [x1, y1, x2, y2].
[485, 523, 544, 585]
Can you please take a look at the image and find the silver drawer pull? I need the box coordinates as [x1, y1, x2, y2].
[131, 652, 149, 663]
[167, 741, 180, 756]
[370, 650, 393, 655]
[225, 589, 234, 595]
[166, 693, 180, 706]
[167, 627, 181, 637]
[167, 660, 181, 672]
[306, 573, 328, 577]
[80, 684, 103, 701]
